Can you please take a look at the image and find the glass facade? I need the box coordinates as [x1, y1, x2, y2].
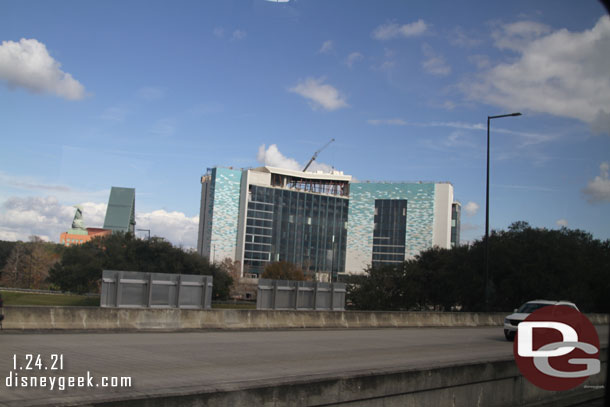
[372, 199, 407, 268]
[243, 185, 349, 279]
[451, 202, 461, 247]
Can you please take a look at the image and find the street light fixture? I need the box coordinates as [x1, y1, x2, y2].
[485, 112, 521, 310]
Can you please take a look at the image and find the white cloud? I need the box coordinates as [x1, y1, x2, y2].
[450, 26, 482, 48]
[367, 118, 406, 126]
[402, 120, 555, 147]
[468, 54, 491, 69]
[592, 110, 610, 135]
[346, 52, 363, 68]
[371, 48, 397, 71]
[0, 196, 104, 242]
[232, 30, 247, 41]
[306, 161, 335, 173]
[257, 144, 335, 173]
[583, 162, 610, 204]
[463, 16, 610, 135]
[0, 38, 86, 100]
[213, 28, 246, 41]
[319, 40, 333, 54]
[372, 20, 427, 40]
[556, 218, 568, 227]
[257, 144, 301, 171]
[136, 210, 198, 248]
[443, 100, 456, 110]
[0, 195, 199, 248]
[422, 44, 451, 76]
[375, 60, 396, 71]
[289, 77, 348, 111]
[0, 171, 71, 193]
[100, 106, 128, 122]
[0, 228, 21, 242]
[443, 131, 476, 148]
[492, 20, 551, 51]
[0, 171, 110, 204]
[464, 201, 480, 216]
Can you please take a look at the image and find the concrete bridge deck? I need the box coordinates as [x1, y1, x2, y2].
[0, 326, 607, 406]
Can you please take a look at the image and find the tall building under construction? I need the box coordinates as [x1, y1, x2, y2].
[197, 166, 460, 280]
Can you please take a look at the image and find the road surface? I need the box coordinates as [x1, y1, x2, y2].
[0, 326, 607, 406]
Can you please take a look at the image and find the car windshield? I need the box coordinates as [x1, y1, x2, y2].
[517, 303, 551, 313]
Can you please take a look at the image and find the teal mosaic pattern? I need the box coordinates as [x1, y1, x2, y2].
[209, 168, 242, 261]
[346, 182, 436, 273]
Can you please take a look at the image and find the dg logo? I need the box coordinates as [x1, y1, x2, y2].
[514, 305, 601, 391]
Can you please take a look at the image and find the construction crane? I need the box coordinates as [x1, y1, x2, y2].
[303, 138, 335, 172]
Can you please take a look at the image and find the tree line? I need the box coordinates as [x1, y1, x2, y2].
[347, 222, 610, 313]
[0, 237, 59, 289]
[0, 233, 233, 300]
[1, 221, 608, 311]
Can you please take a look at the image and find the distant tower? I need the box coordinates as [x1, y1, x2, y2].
[71, 205, 86, 231]
[103, 187, 136, 234]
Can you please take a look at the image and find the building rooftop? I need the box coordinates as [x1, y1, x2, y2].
[252, 166, 352, 182]
[354, 180, 454, 185]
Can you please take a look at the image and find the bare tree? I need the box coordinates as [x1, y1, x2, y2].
[0, 237, 57, 289]
[261, 261, 306, 281]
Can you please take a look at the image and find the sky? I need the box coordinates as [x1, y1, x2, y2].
[0, 0, 609, 248]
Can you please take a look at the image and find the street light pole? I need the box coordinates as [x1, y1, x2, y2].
[485, 112, 521, 311]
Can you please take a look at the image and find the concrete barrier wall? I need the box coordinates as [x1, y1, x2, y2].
[3, 306, 608, 331]
[91, 349, 608, 407]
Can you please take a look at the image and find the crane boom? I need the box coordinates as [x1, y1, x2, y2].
[303, 138, 335, 172]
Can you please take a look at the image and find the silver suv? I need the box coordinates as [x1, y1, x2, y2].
[503, 300, 579, 341]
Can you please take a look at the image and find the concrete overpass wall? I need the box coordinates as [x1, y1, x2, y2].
[79, 350, 610, 407]
[3, 306, 608, 331]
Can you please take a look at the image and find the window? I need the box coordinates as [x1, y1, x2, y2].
[372, 199, 407, 268]
[243, 184, 349, 278]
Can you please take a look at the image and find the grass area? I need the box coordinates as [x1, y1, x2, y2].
[211, 302, 256, 310]
[0, 291, 257, 309]
[0, 291, 100, 307]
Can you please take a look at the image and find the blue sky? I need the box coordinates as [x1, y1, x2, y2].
[1, 0, 609, 247]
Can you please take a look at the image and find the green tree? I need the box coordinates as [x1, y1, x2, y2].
[347, 262, 422, 311]
[0, 240, 17, 276]
[486, 222, 609, 312]
[347, 221, 610, 313]
[48, 233, 233, 298]
[48, 243, 104, 294]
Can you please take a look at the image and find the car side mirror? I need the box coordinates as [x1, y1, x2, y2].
[514, 308, 518, 313]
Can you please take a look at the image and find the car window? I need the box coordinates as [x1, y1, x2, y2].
[517, 303, 551, 313]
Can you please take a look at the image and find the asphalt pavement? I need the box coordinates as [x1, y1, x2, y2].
[0, 326, 607, 406]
